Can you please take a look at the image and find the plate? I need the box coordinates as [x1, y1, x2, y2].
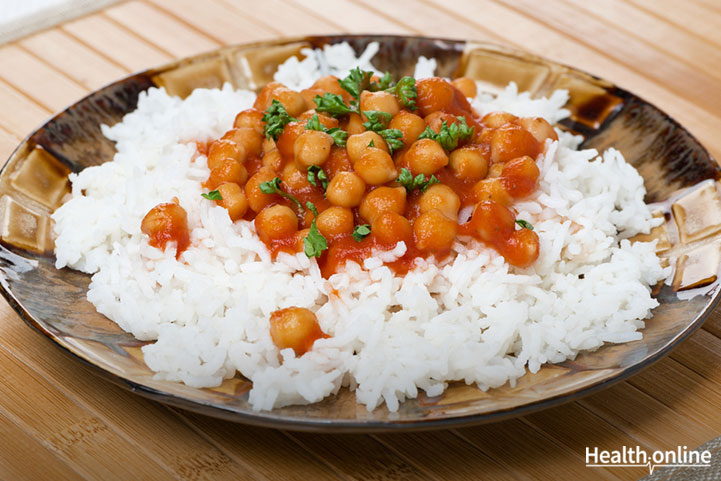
[1, 34, 720, 432]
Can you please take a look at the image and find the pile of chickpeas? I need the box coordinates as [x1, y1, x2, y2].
[141, 73, 558, 355]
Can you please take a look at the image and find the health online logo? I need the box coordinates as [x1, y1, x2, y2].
[586, 446, 712, 474]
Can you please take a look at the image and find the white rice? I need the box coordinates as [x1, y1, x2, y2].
[52, 44, 669, 411]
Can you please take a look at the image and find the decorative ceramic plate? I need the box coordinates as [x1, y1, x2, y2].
[2, 35, 720, 432]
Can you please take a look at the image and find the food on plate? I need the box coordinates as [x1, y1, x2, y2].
[52, 42, 668, 411]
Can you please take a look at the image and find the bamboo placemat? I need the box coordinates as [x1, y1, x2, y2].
[2, 0, 721, 479]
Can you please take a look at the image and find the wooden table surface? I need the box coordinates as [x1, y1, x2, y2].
[2, 0, 721, 479]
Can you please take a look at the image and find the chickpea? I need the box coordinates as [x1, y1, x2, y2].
[324, 146, 352, 178]
[312, 75, 347, 99]
[205, 158, 248, 190]
[280, 163, 312, 191]
[294, 130, 333, 169]
[326, 171, 366, 207]
[406, 138, 449, 176]
[293, 228, 311, 252]
[233, 108, 264, 135]
[271, 87, 307, 117]
[473, 178, 513, 206]
[424, 111, 458, 134]
[215, 182, 248, 221]
[254, 204, 298, 243]
[501, 155, 540, 198]
[449, 145, 489, 181]
[253, 81, 284, 111]
[262, 137, 277, 154]
[360, 91, 400, 118]
[359, 186, 406, 223]
[222, 127, 263, 158]
[262, 149, 284, 172]
[207, 140, 246, 170]
[501, 228, 540, 268]
[343, 112, 366, 136]
[419, 184, 461, 220]
[481, 111, 518, 129]
[245, 167, 278, 213]
[488, 162, 504, 178]
[469, 200, 516, 243]
[415, 77, 455, 116]
[490, 125, 540, 163]
[389, 111, 426, 145]
[452, 77, 477, 98]
[413, 209, 457, 252]
[515, 117, 558, 145]
[346, 131, 388, 164]
[269, 307, 325, 356]
[141, 202, 190, 256]
[354, 148, 398, 185]
[316, 207, 354, 239]
[372, 211, 413, 246]
[276, 121, 306, 160]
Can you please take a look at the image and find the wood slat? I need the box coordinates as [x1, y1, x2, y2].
[145, 0, 276, 45]
[498, 0, 721, 119]
[288, 431, 436, 480]
[0, 79, 51, 136]
[670, 328, 721, 387]
[215, 0, 340, 36]
[455, 418, 620, 481]
[177, 411, 351, 481]
[372, 431, 519, 481]
[0, 346, 174, 480]
[104, 1, 220, 58]
[290, 0, 409, 34]
[0, 126, 21, 161]
[19, 29, 129, 90]
[629, 0, 721, 48]
[0, 412, 85, 481]
[423, 0, 721, 160]
[0, 45, 88, 111]
[62, 13, 172, 72]
[0, 313, 259, 481]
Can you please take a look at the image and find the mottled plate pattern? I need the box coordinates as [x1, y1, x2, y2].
[1, 35, 720, 432]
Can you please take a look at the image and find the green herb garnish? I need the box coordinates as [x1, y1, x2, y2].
[417, 117, 475, 151]
[515, 219, 534, 230]
[313, 93, 354, 117]
[396, 168, 440, 193]
[201, 190, 222, 200]
[307, 165, 329, 191]
[303, 201, 328, 258]
[305, 114, 348, 147]
[379, 129, 403, 154]
[262, 100, 296, 140]
[362, 110, 392, 131]
[368, 139, 375, 147]
[388, 76, 417, 110]
[352, 224, 371, 242]
[339, 67, 373, 104]
[259, 177, 303, 212]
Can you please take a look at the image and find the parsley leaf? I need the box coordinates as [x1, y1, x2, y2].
[379, 129, 403, 154]
[362, 110, 392, 131]
[201, 190, 222, 200]
[370, 72, 394, 90]
[304, 221, 328, 258]
[262, 100, 296, 140]
[259, 177, 303, 212]
[305, 114, 348, 148]
[307, 165, 329, 191]
[352, 224, 371, 242]
[305, 201, 319, 217]
[515, 219, 534, 230]
[339, 67, 373, 103]
[388, 76, 417, 110]
[417, 116, 474, 151]
[314, 93, 354, 117]
[368, 139, 375, 147]
[396, 168, 439, 193]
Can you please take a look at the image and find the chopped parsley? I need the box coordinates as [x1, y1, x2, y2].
[201, 190, 222, 200]
[305, 114, 348, 147]
[303, 201, 328, 258]
[362, 110, 392, 131]
[515, 219, 534, 230]
[396, 168, 440, 193]
[417, 117, 475, 151]
[352, 224, 371, 242]
[258, 177, 303, 213]
[388, 76, 417, 110]
[314, 93, 354, 117]
[306, 165, 329, 191]
[262, 100, 296, 140]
